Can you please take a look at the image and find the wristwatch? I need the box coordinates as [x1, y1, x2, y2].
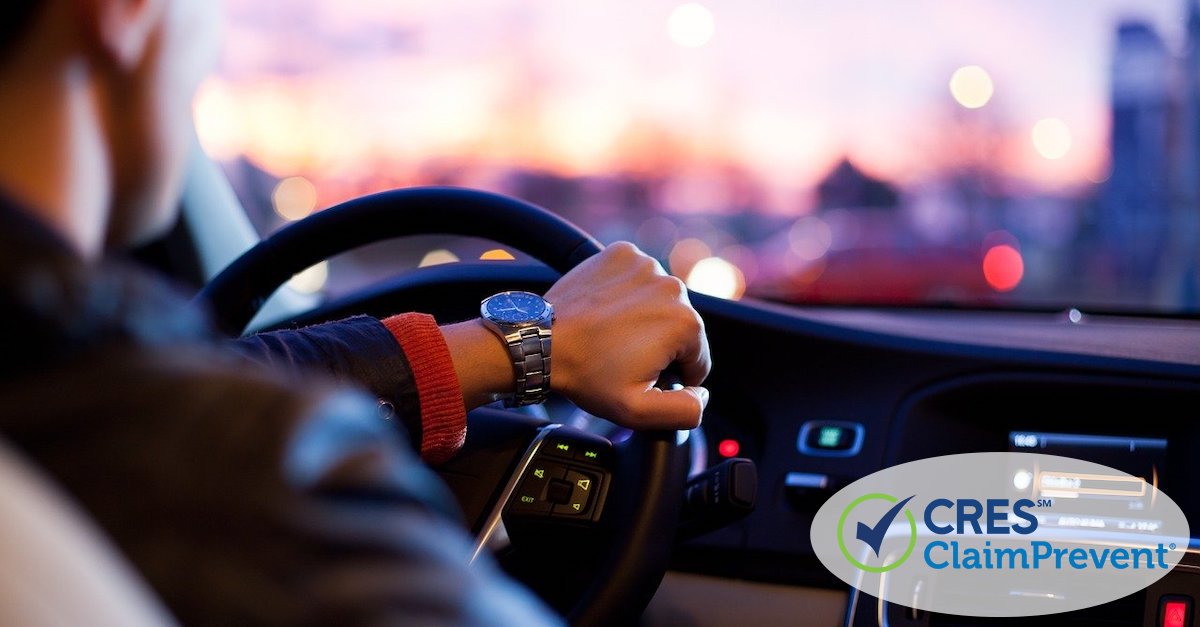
[480, 291, 554, 407]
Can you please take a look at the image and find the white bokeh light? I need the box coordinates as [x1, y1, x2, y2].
[287, 261, 329, 294]
[1031, 117, 1072, 160]
[271, 176, 318, 221]
[949, 65, 994, 109]
[1013, 470, 1033, 491]
[668, 3, 715, 48]
[685, 257, 745, 300]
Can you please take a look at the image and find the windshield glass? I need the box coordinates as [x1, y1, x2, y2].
[199, 0, 1196, 313]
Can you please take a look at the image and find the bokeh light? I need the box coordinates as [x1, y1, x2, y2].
[1031, 118, 1072, 160]
[193, 80, 242, 161]
[1013, 469, 1033, 491]
[419, 249, 460, 267]
[686, 256, 746, 300]
[949, 65, 994, 109]
[204, 0, 1176, 312]
[271, 176, 318, 221]
[788, 216, 833, 261]
[667, 3, 715, 48]
[668, 238, 712, 279]
[636, 217, 679, 258]
[982, 244, 1024, 291]
[287, 261, 329, 294]
[480, 249, 516, 261]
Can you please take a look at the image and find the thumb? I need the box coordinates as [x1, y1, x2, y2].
[630, 385, 709, 430]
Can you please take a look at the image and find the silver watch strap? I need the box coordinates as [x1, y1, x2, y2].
[503, 326, 552, 406]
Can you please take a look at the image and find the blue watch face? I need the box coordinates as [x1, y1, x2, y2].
[485, 292, 546, 323]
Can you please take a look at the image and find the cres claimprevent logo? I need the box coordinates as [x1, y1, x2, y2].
[837, 493, 917, 572]
[811, 453, 1191, 618]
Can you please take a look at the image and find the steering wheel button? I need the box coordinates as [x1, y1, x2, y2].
[547, 479, 573, 504]
[545, 440, 573, 458]
[525, 462, 565, 486]
[508, 462, 567, 516]
[552, 500, 589, 516]
[509, 492, 550, 515]
[552, 469, 598, 516]
[573, 446, 609, 465]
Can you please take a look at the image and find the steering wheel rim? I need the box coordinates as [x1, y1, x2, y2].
[199, 186, 603, 336]
[195, 186, 688, 626]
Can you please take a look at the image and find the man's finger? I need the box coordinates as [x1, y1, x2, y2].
[631, 386, 709, 430]
[673, 325, 711, 387]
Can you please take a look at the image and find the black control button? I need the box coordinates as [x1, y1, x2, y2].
[573, 444, 609, 466]
[552, 469, 598, 516]
[544, 428, 611, 465]
[805, 424, 853, 450]
[547, 479, 573, 504]
[783, 471, 834, 510]
[543, 438, 574, 458]
[797, 421, 864, 457]
[509, 462, 566, 515]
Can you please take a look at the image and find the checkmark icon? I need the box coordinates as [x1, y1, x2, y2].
[855, 495, 915, 557]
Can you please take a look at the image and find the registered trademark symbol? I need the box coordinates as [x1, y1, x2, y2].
[1171, 544, 1177, 550]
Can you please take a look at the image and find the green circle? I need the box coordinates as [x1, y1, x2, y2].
[837, 493, 917, 573]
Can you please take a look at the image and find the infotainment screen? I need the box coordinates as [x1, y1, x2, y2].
[1008, 431, 1167, 533]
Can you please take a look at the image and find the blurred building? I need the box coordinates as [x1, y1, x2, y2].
[1157, 0, 1200, 308]
[1102, 20, 1171, 301]
[815, 159, 900, 212]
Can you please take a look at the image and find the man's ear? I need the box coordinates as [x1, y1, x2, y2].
[77, 0, 166, 70]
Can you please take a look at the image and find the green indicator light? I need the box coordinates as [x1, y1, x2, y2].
[556, 443, 570, 451]
[520, 496, 534, 504]
[584, 451, 598, 459]
[818, 427, 842, 448]
[533, 468, 545, 479]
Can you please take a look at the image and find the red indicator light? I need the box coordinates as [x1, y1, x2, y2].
[1163, 599, 1190, 627]
[718, 439, 740, 458]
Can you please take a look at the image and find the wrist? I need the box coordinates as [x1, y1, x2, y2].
[441, 318, 515, 408]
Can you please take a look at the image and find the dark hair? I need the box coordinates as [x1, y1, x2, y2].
[1, 1, 44, 59]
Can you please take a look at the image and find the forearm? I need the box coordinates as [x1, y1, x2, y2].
[228, 315, 420, 416]
[233, 315, 508, 409]
[233, 315, 466, 464]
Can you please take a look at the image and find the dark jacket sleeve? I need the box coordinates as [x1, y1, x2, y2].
[229, 316, 423, 442]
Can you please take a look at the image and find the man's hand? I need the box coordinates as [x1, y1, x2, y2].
[546, 241, 711, 430]
[441, 241, 710, 429]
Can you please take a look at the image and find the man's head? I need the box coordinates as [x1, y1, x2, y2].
[0, 0, 222, 256]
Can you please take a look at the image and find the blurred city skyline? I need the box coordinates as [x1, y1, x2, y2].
[196, 0, 1200, 313]
[197, 0, 1178, 211]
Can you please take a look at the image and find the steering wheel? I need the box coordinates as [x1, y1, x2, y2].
[197, 187, 690, 626]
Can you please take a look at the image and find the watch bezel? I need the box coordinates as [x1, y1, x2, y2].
[480, 290, 552, 327]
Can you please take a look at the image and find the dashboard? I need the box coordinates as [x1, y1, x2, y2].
[288, 262, 1200, 627]
[675, 298, 1200, 627]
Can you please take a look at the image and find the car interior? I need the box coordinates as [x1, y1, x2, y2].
[7, 1, 1200, 626]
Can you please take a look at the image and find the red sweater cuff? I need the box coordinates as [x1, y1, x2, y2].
[381, 313, 466, 465]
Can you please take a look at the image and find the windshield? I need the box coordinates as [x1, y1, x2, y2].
[198, 0, 1197, 314]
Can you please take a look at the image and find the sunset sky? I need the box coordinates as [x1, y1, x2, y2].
[195, 0, 1183, 211]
